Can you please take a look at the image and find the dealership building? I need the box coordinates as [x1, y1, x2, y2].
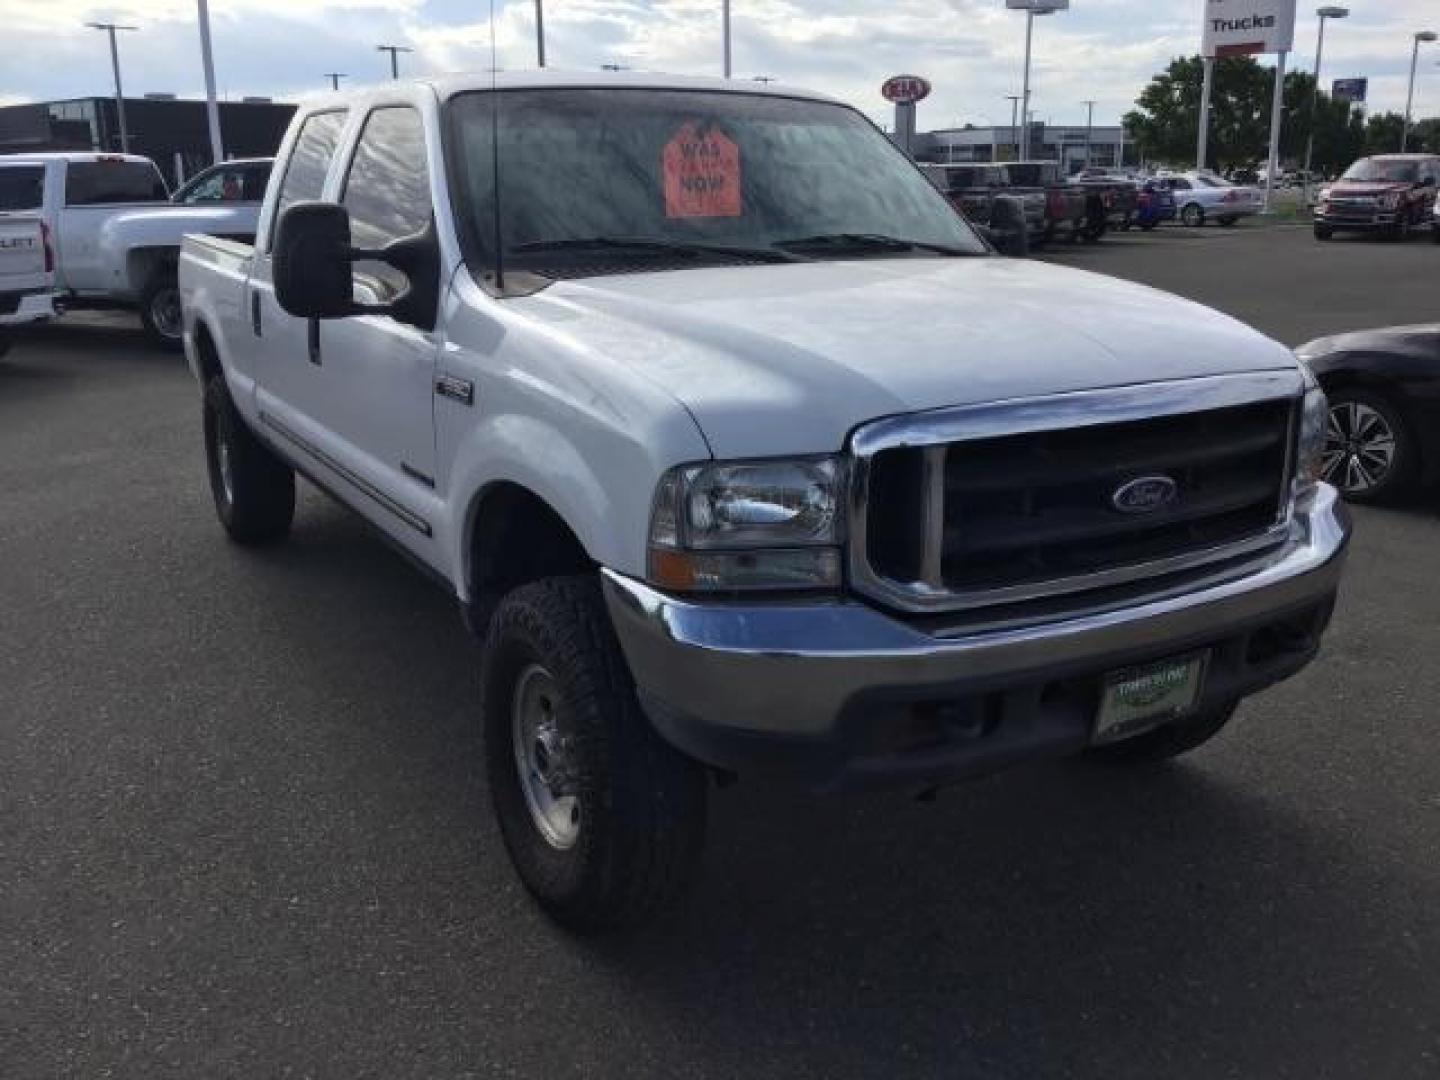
[0, 96, 296, 187]
[903, 122, 1131, 171]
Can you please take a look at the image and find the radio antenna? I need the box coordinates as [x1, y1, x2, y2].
[489, 0, 505, 291]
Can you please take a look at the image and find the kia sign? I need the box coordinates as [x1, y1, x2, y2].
[881, 75, 932, 105]
[1202, 0, 1296, 57]
[1006, 1, 1069, 9]
[1332, 77, 1368, 104]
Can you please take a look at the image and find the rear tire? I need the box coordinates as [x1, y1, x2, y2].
[1086, 703, 1237, 763]
[1314, 224, 1334, 240]
[140, 267, 184, 352]
[203, 374, 295, 545]
[482, 576, 707, 933]
[1181, 203, 1205, 227]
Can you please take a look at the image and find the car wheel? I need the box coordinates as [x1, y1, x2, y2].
[1181, 203, 1205, 227]
[1314, 224, 1334, 240]
[140, 267, 184, 352]
[1086, 702, 1237, 763]
[203, 374, 295, 544]
[1321, 390, 1417, 504]
[482, 576, 707, 933]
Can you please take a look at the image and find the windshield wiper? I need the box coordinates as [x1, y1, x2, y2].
[511, 236, 805, 264]
[774, 232, 980, 257]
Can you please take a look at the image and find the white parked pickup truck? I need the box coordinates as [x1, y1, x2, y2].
[0, 213, 56, 355]
[179, 73, 1350, 931]
[0, 152, 262, 348]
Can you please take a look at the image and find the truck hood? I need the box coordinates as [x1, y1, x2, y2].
[1328, 181, 1413, 197]
[518, 257, 1298, 458]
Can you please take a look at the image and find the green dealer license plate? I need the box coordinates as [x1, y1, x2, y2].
[1093, 653, 1208, 745]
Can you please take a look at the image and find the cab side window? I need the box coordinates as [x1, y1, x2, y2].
[270, 110, 348, 243]
[341, 107, 432, 300]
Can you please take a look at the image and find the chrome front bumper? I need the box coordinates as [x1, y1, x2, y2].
[603, 485, 1350, 787]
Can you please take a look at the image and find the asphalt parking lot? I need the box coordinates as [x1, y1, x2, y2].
[3, 223, 1438, 1079]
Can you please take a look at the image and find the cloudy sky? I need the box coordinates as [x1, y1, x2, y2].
[3, 0, 1438, 130]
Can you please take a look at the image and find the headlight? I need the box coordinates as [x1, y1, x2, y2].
[1318, 187, 1331, 202]
[648, 457, 844, 592]
[1296, 381, 1330, 490]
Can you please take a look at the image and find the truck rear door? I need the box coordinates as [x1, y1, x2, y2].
[55, 158, 168, 292]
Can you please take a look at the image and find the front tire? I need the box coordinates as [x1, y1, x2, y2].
[1086, 703, 1237, 763]
[203, 375, 295, 544]
[482, 576, 707, 932]
[1314, 223, 1334, 240]
[140, 267, 184, 352]
[1181, 202, 1205, 227]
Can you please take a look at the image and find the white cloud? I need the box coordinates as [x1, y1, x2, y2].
[1, 0, 1437, 125]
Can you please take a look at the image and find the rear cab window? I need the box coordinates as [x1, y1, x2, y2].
[64, 161, 168, 206]
[0, 166, 45, 212]
[268, 110, 349, 248]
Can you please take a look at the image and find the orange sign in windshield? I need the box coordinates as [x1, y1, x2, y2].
[662, 122, 741, 219]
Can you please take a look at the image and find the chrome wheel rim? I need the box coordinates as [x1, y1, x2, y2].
[216, 423, 235, 505]
[151, 287, 182, 340]
[1322, 401, 1396, 494]
[511, 664, 580, 850]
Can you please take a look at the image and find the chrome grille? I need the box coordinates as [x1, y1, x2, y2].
[849, 373, 1302, 614]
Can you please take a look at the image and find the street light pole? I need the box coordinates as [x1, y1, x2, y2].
[86, 22, 137, 155]
[723, 0, 732, 79]
[1303, 8, 1348, 205]
[535, 0, 545, 68]
[1015, 2, 1061, 162]
[1082, 99, 1096, 167]
[1402, 31, 1438, 151]
[324, 73, 346, 91]
[1197, 55, 1215, 171]
[1005, 94, 1022, 160]
[377, 44, 412, 80]
[196, 0, 225, 166]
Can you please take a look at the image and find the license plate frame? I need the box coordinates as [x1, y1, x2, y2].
[1093, 652, 1209, 745]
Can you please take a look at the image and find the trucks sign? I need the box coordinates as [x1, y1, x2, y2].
[1332, 77, 1368, 104]
[1202, 0, 1296, 58]
[881, 76, 932, 105]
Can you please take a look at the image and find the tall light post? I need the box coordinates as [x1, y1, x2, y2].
[535, 0, 546, 68]
[324, 72, 346, 91]
[377, 43, 412, 80]
[1009, 1, 1065, 161]
[723, 0, 732, 79]
[86, 22, 137, 154]
[1402, 30, 1438, 151]
[1082, 99, 1096, 167]
[1005, 94, 1022, 160]
[1302, 7, 1348, 203]
[196, 0, 224, 166]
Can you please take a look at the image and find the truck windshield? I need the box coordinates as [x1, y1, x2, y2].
[1342, 159, 1420, 183]
[447, 88, 986, 278]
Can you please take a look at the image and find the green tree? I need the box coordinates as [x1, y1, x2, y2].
[1125, 55, 1364, 172]
[1364, 112, 1405, 155]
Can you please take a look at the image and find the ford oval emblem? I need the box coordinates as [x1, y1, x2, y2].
[1112, 475, 1179, 514]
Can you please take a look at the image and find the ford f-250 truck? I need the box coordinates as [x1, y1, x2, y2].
[179, 73, 1350, 931]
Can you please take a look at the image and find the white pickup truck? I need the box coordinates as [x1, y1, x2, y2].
[180, 73, 1350, 931]
[0, 152, 263, 348]
[0, 213, 56, 355]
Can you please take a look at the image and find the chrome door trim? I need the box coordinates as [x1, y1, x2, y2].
[259, 410, 433, 537]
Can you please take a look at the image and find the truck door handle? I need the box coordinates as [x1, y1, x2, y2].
[250, 291, 262, 336]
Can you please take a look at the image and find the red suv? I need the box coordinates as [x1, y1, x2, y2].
[1315, 154, 1440, 241]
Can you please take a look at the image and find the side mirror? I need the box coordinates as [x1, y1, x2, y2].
[273, 201, 440, 331]
[273, 201, 356, 320]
